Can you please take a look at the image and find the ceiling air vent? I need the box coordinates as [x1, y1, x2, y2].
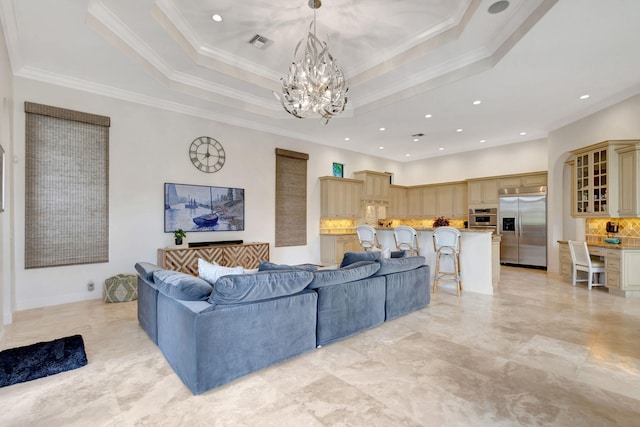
[249, 34, 272, 50]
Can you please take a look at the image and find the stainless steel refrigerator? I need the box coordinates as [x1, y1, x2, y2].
[498, 186, 547, 268]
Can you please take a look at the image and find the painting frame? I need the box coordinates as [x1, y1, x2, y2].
[332, 162, 344, 178]
[164, 182, 245, 233]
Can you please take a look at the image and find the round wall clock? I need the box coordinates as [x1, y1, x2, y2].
[189, 136, 225, 173]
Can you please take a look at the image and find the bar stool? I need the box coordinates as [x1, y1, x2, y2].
[356, 225, 381, 251]
[393, 226, 419, 256]
[432, 226, 462, 295]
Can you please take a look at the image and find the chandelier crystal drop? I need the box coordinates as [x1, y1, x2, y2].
[274, 0, 349, 125]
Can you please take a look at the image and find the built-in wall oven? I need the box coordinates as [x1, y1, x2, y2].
[468, 208, 497, 227]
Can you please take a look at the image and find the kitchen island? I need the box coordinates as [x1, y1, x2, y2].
[377, 228, 496, 295]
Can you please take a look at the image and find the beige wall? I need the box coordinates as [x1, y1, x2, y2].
[401, 139, 548, 185]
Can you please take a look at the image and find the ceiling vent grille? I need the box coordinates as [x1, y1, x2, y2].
[249, 34, 272, 50]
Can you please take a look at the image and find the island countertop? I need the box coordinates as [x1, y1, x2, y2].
[376, 228, 494, 295]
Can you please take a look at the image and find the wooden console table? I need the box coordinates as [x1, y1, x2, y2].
[158, 242, 269, 275]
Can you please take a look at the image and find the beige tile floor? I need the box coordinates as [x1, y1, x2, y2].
[1, 267, 640, 426]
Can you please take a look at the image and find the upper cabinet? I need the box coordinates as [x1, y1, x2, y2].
[353, 170, 391, 205]
[498, 173, 547, 189]
[468, 179, 498, 207]
[617, 143, 640, 216]
[387, 185, 407, 218]
[320, 177, 363, 218]
[569, 140, 639, 217]
[570, 140, 640, 218]
[403, 182, 467, 219]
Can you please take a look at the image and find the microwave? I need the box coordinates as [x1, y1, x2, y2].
[468, 208, 497, 226]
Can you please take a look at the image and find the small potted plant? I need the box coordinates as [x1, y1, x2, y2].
[432, 216, 450, 228]
[173, 229, 187, 246]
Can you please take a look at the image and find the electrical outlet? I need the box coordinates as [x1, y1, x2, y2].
[87, 281, 94, 292]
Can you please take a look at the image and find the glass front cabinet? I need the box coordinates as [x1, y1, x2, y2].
[570, 140, 640, 217]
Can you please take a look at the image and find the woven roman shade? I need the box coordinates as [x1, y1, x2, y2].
[24, 102, 110, 269]
[275, 148, 308, 247]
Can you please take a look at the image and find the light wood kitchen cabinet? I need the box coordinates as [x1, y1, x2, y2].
[498, 173, 547, 189]
[468, 179, 498, 207]
[436, 182, 467, 219]
[387, 185, 407, 218]
[320, 177, 363, 218]
[558, 242, 640, 297]
[569, 140, 638, 217]
[406, 187, 422, 218]
[421, 186, 437, 218]
[617, 143, 640, 216]
[320, 234, 360, 265]
[353, 170, 391, 204]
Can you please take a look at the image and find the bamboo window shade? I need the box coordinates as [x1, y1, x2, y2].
[275, 148, 308, 247]
[24, 102, 110, 269]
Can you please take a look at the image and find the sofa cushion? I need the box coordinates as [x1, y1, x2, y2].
[198, 258, 244, 285]
[209, 270, 314, 306]
[307, 261, 380, 289]
[152, 270, 213, 301]
[340, 251, 381, 267]
[135, 262, 163, 282]
[258, 261, 318, 272]
[372, 256, 426, 276]
[391, 250, 407, 258]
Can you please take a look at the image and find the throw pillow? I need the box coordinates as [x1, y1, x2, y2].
[198, 258, 244, 285]
[258, 261, 318, 272]
[340, 251, 381, 268]
[152, 270, 213, 301]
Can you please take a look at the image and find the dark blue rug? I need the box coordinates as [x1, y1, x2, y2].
[0, 334, 87, 387]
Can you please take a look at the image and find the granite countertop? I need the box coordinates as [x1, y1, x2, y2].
[557, 239, 640, 250]
[375, 227, 494, 233]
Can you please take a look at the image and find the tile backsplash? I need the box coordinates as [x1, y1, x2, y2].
[585, 218, 640, 246]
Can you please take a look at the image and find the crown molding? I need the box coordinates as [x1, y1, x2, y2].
[153, 0, 281, 83]
[0, 0, 23, 74]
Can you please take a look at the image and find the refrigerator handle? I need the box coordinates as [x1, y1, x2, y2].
[516, 215, 521, 237]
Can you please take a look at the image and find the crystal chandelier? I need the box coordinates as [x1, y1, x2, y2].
[274, 0, 349, 124]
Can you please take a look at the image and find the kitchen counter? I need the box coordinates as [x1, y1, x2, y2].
[377, 228, 494, 295]
[557, 240, 640, 250]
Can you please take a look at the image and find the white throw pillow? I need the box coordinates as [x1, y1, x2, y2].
[381, 248, 391, 259]
[198, 258, 244, 284]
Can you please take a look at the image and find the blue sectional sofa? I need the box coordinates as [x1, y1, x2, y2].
[135, 252, 429, 395]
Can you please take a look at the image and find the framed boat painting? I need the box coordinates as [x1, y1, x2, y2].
[164, 183, 245, 232]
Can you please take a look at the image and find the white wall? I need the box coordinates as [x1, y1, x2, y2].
[401, 138, 548, 185]
[547, 93, 640, 273]
[0, 20, 14, 331]
[9, 77, 399, 311]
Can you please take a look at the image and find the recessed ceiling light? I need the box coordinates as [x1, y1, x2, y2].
[480, 139, 487, 143]
[520, 132, 527, 136]
[488, 1, 509, 14]
[456, 128, 463, 133]
[405, 154, 411, 157]
[413, 138, 419, 142]
[580, 94, 590, 100]
[379, 127, 386, 131]
[211, 14, 223, 22]
[473, 100, 482, 105]
[424, 114, 432, 119]
[379, 146, 385, 150]
[344, 137, 350, 141]
[438, 147, 444, 151]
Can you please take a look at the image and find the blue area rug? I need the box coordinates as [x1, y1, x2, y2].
[0, 334, 87, 387]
